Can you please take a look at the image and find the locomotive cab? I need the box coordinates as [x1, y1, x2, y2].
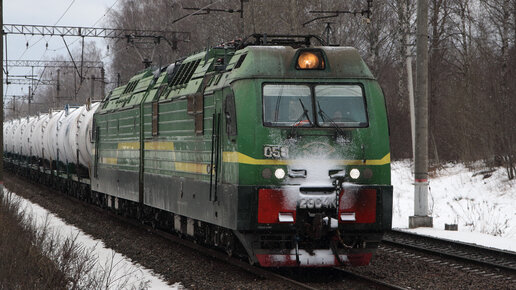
[225, 37, 392, 267]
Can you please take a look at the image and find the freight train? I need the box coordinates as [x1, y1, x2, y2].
[4, 34, 392, 267]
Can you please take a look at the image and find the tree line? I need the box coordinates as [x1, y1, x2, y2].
[14, 0, 516, 178]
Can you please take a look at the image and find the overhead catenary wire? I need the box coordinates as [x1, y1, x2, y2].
[15, 0, 77, 60]
[50, 0, 120, 52]
[171, 0, 223, 25]
[7, 0, 78, 105]
[54, 0, 77, 26]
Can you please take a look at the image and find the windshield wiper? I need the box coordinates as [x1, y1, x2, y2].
[289, 98, 313, 137]
[298, 98, 313, 126]
[317, 101, 346, 137]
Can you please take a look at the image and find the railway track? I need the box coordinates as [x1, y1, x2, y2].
[382, 229, 516, 284]
[84, 203, 414, 289]
[331, 267, 406, 289]
[384, 229, 516, 273]
[90, 201, 404, 289]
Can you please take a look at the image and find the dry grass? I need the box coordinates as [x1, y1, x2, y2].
[0, 191, 68, 289]
[0, 190, 149, 289]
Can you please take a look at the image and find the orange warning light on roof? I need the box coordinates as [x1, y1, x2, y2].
[297, 51, 325, 70]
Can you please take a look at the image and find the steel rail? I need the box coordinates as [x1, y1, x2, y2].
[142, 226, 318, 290]
[384, 230, 516, 273]
[332, 267, 406, 290]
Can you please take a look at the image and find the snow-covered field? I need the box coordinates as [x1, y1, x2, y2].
[392, 160, 516, 252]
[2, 190, 181, 290]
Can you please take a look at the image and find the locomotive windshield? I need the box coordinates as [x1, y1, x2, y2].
[263, 84, 313, 127]
[315, 85, 368, 127]
[263, 84, 368, 128]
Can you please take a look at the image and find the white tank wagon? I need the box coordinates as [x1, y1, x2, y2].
[30, 114, 51, 159]
[13, 118, 30, 155]
[6, 119, 17, 154]
[4, 121, 12, 152]
[43, 110, 66, 162]
[6, 120, 19, 153]
[74, 102, 100, 167]
[3, 103, 100, 169]
[56, 106, 81, 164]
[22, 117, 38, 157]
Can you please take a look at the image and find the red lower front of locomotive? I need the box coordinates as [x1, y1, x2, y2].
[248, 185, 392, 267]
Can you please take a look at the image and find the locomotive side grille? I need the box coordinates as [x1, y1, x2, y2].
[170, 59, 201, 87]
[122, 80, 139, 94]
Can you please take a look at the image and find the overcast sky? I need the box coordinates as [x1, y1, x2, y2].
[3, 0, 117, 99]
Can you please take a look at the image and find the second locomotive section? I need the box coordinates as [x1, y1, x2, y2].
[93, 39, 392, 267]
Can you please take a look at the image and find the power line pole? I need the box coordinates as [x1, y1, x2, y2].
[55, 69, 60, 109]
[410, 0, 433, 228]
[1, 0, 4, 192]
[100, 67, 105, 97]
[403, 1, 416, 163]
[90, 74, 95, 100]
[28, 85, 32, 115]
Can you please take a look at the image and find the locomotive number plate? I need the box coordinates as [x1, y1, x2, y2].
[299, 197, 336, 209]
[263, 145, 288, 159]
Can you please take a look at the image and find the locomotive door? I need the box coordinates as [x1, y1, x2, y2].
[209, 93, 222, 202]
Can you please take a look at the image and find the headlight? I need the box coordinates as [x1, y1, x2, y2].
[274, 168, 286, 179]
[262, 168, 272, 179]
[349, 168, 360, 179]
[296, 50, 325, 70]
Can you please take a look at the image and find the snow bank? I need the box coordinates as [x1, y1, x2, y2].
[392, 160, 516, 252]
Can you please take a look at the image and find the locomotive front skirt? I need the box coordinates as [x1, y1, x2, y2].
[4, 36, 392, 267]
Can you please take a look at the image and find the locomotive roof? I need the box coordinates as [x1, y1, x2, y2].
[229, 45, 375, 81]
[98, 44, 375, 113]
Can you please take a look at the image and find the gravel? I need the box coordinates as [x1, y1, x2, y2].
[339, 244, 516, 289]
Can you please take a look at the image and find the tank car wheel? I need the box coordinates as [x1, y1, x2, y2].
[224, 237, 235, 257]
[225, 242, 234, 257]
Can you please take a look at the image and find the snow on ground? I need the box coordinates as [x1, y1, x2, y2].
[392, 160, 516, 252]
[3, 190, 181, 290]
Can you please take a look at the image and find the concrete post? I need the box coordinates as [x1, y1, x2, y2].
[1, 0, 4, 193]
[90, 74, 95, 100]
[404, 1, 415, 163]
[410, 0, 433, 228]
[101, 67, 105, 98]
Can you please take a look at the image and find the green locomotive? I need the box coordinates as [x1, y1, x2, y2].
[5, 34, 391, 267]
[93, 35, 391, 266]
